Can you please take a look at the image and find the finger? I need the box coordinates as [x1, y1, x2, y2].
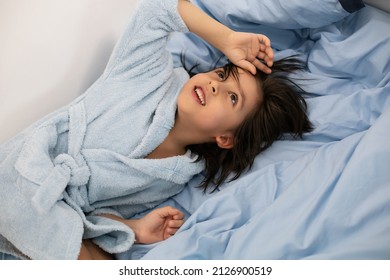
[257, 48, 274, 66]
[159, 206, 182, 218]
[166, 227, 179, 237]
[170, 228, 179, 235]
[264, 48, 274, 67]
[257, 53, 271, 67]
[257, 35, 274, 67]
[168, 219, 184, 228]
[256, 51, 266, 60]
[237, 60, 257, 75]
[163, 220, 184, 239]
[163, 229, 174, 240]
[169, 221, 184, 232]
[173, 210, 184, 220]
[253, 59, 272, 74]
[258, 34, 271, 47]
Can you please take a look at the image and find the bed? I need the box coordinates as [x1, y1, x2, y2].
[1, 0, 389, 260]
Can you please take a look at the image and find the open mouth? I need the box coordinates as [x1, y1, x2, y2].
[194, 86, 206, 106]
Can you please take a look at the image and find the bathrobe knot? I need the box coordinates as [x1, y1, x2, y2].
[31, 153, 90, 215]
[54, 153, 90, 187]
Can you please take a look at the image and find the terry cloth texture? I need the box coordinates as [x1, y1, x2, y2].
[0, 0, 204, 260]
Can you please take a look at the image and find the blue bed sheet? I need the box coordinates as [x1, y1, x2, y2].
[118, 1, 390, 260]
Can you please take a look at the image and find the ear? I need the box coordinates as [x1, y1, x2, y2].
[215, 133, 234, 149]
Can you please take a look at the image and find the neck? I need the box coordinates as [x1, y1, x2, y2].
[145, 123, 186, 159]
[146, 117, 210, 159]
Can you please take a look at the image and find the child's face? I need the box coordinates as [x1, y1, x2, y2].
[177, 66, 261, 148]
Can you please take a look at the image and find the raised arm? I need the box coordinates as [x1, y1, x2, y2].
[177, 0, 274, 74]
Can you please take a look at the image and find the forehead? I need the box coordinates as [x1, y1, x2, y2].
[236, 67, 258, 86]
[231, 67, 263, 103]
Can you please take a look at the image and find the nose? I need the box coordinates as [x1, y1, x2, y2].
[209, 80, 218, 95]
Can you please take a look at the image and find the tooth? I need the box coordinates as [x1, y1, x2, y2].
[195, 88, 205, 105]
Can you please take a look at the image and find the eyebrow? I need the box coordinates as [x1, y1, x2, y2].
[231, 71, 245, 109]
[238, 85, 246, 109]
[223, 65, 246, 109]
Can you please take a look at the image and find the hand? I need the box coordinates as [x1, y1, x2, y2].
[177, 0, 273, 74]
[223, 31, 274, 75]
[128, 206, 185, 244]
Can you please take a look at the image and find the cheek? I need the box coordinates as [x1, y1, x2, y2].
[177, 89, 193, 114]
[198, 107, 234, 132]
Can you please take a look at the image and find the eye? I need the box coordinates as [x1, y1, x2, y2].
[216, 70, 226, 81]
[228, 92, 238, 105]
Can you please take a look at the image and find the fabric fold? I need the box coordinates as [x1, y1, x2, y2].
[0, 0, 204, 259]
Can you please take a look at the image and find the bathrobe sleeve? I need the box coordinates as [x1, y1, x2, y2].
[102, 0, 189, 81]
[0, 0, 194, 260]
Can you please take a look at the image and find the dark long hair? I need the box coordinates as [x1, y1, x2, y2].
[184, 56, 313, 192]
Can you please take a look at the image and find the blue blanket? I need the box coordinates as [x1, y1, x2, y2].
[119, 0, 390, 259]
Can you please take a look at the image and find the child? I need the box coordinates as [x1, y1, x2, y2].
[0, 0, 311, 260]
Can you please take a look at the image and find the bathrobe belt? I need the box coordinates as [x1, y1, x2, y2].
[15, 101, 91, 215]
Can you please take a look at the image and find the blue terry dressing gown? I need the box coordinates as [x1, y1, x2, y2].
[0, 0, 204, 259]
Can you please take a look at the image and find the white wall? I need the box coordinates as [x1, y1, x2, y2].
[364, 0, 390, 13]
[1, 0, 388, 144]
[0, 0, 139, 144]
